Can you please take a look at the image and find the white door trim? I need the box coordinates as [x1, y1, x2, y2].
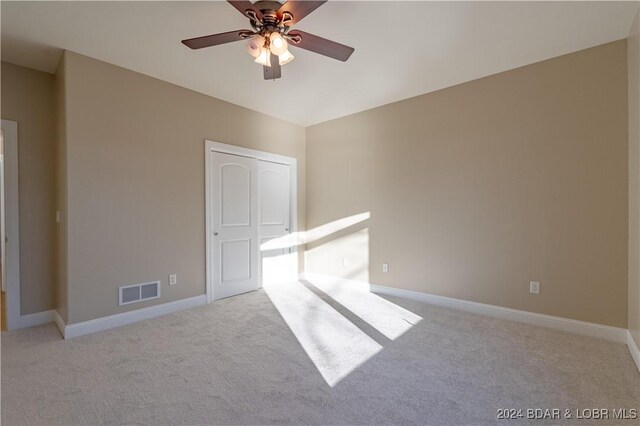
[2, 119, 22, 330]
[204, 140, 298, 303]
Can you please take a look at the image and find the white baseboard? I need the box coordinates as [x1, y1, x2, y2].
[9, 309, 56, 330]
[53, 310, 66, 337]
[61, 295, 207, 339]
[300, 272, 627, 344]
[627, 331, 640, 373]
[371, 282, 627, 343]
[371, 283, 627, 343]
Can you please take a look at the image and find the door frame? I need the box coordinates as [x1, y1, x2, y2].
[2, 119, 21, 330]
[204, 140, 298, 303]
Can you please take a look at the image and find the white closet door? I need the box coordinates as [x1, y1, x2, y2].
[258, 160, 292, 285]
[211, 151, 259, 299]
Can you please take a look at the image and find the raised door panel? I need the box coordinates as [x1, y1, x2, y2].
[221, 238, 251, 283]
[260, 169, 285, 225]
[221, 164, 251, 227]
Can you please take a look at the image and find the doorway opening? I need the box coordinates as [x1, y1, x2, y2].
[1, 119, 20, 331]
[1, 127, 5, 330]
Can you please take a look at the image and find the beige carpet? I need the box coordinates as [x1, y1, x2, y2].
[1, 280, 639, 425]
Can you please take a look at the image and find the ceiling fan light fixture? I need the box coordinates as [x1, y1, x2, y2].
[254, 47, 271, 67]
[246, 35, 265, 58]
[269, 32, 288, 56]
[278, 49, 294, 65]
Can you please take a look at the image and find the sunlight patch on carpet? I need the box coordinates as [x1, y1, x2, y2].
[264, 281, 382, 387]
[304, 275, 422, 340]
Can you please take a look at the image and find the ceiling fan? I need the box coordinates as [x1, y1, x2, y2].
[181, 0, 354, 80]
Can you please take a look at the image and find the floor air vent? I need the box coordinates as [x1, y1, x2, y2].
[119, 281, 161, 306]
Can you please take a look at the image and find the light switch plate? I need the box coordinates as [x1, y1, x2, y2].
[169, 274, 177, 286]
[530, 281, 540, 294]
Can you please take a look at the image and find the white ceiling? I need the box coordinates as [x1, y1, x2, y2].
[2, 1, 638, 126]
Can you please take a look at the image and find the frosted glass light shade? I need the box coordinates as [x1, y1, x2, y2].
[246, 35, 265, 58]
[269, 32, 288, 56]
[278, 49, 294, 65]
[255, 47, 271, 67]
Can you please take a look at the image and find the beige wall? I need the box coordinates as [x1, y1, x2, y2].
[629, 10, 640, 348]
[306, 41, 628, 328]
[62, 52, 305, 324]
[1, 62, 56, 315]
[2, 39, 632, 329]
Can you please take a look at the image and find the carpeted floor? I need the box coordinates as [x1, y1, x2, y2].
[1, 280, 639, 425]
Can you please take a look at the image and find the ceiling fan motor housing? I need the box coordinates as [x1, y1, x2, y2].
[250, 1, 291, 33]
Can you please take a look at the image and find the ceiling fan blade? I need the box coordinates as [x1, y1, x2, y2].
[264, 53, 282, 80]
[287, 30, 354, 62]
[228, 0, 263, 21]
[277, 1, 326, 26]
[182, 30, 251, 50]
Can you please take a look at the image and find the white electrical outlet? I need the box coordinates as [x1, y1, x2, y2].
[169, 274, 177, 286]
[530, 281, 540, 294]
[383, 263, 389, 273]
[342, 258, 349, 267]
